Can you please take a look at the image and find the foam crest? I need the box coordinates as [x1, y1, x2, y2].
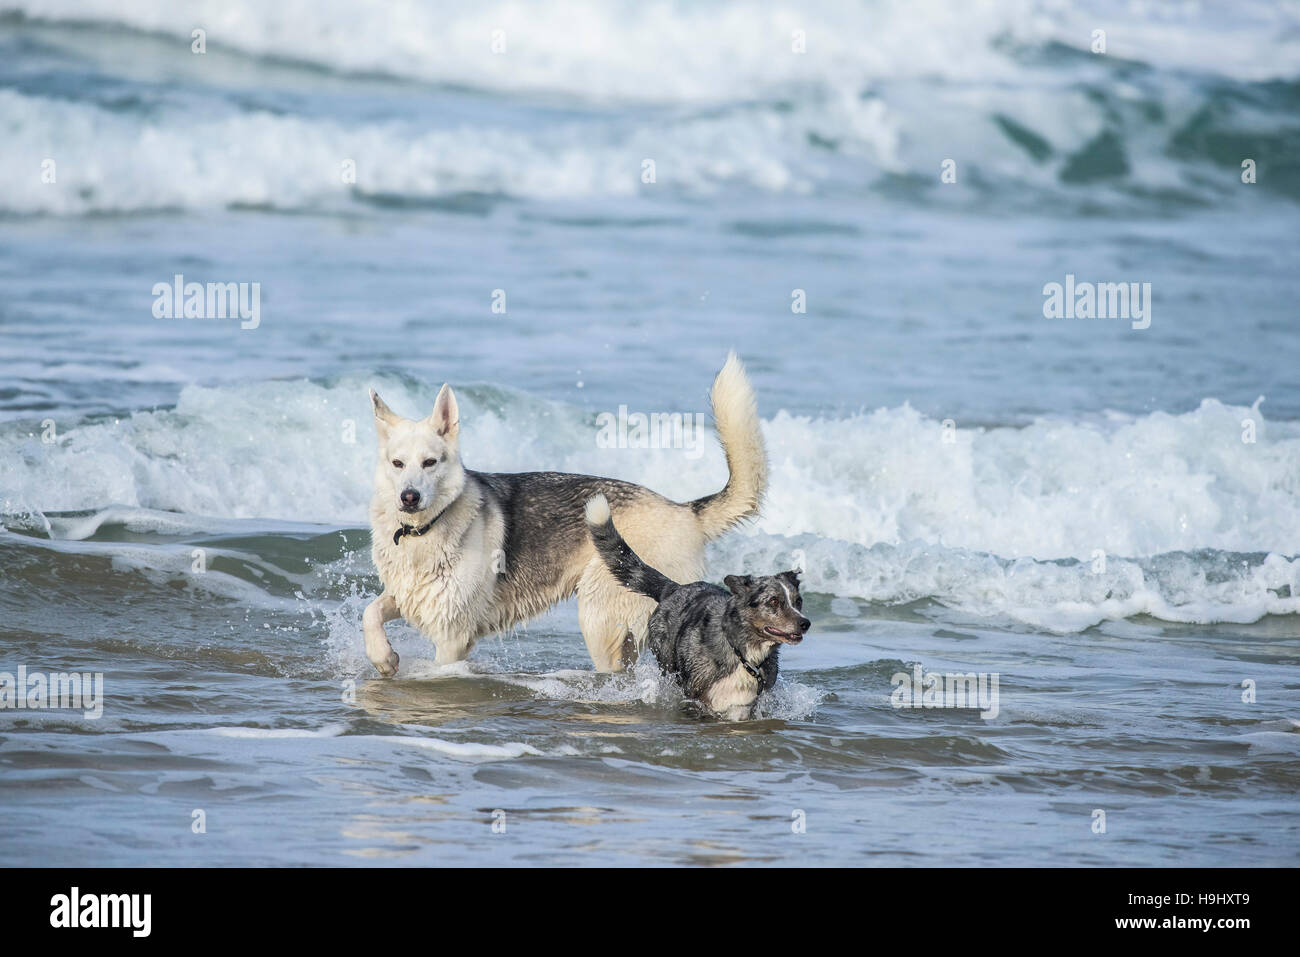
[16, 0, 1298, 93]
[4, 2, 1297, 212]
[6, 378, 1299, 629]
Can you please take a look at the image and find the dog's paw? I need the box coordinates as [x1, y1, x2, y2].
[371, 649, 399, 678]
[365, 636, 400, 677]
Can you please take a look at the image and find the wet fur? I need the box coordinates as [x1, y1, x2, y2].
[364, 353, 766, 676]
[585, 494, 810, 720]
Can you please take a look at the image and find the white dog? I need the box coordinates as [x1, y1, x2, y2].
[363, 353, 766, 677]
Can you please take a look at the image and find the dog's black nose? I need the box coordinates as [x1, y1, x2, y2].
[798, 617, 811, 633]
[400, 489, 420, 508]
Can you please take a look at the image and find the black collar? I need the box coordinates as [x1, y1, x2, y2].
[732, 644, 763, 681]
[392, 502, 451, 545]
[723, 607, 764, 680]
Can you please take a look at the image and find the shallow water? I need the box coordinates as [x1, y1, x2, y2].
[1, 1, 1298, 866]
[2, 519, 1297, 866]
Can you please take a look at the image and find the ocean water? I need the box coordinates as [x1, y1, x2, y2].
[1, 0, 1298, 866]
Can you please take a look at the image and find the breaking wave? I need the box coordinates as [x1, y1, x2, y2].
[2, 0, 1298, 213]
[3, 376, 1298, 631]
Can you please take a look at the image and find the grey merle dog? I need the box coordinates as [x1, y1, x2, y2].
[584, 493, 810, 720]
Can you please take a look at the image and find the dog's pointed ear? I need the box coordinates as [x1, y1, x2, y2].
[429, 383, 459, 441]
[370, 388, 400, 438]
[724, 574, 755, 600]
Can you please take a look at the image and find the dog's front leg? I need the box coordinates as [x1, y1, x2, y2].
[719, 703, 756, 722]
[433, 632, 474, 665]
[363, 591, 401, 677]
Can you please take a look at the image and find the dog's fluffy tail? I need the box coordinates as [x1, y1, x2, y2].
[585, 495, 678, 603]
[689, 351, 768, 538]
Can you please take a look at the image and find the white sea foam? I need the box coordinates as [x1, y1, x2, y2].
[4, 378, 1299, 629]
[3, 1, 1296, 213]
[371, 735, 541, 761]
[491, 659, 683, 709]
[203, 724, 347, 738]
[1236, 727, 1300, 754]
[14, 0, 1298, 94]
[490, 658, 824, 721]
[185, 724, 536, 759]
[0, 86, 827, 213]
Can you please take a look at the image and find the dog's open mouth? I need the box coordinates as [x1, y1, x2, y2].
[763, 626, 803, 644]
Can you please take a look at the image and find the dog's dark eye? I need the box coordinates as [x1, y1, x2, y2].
[795, 597, 802, 609]
[422, 458, 437, 468]
[391, 460, 403, 469]
[768, 597, 781, 610]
